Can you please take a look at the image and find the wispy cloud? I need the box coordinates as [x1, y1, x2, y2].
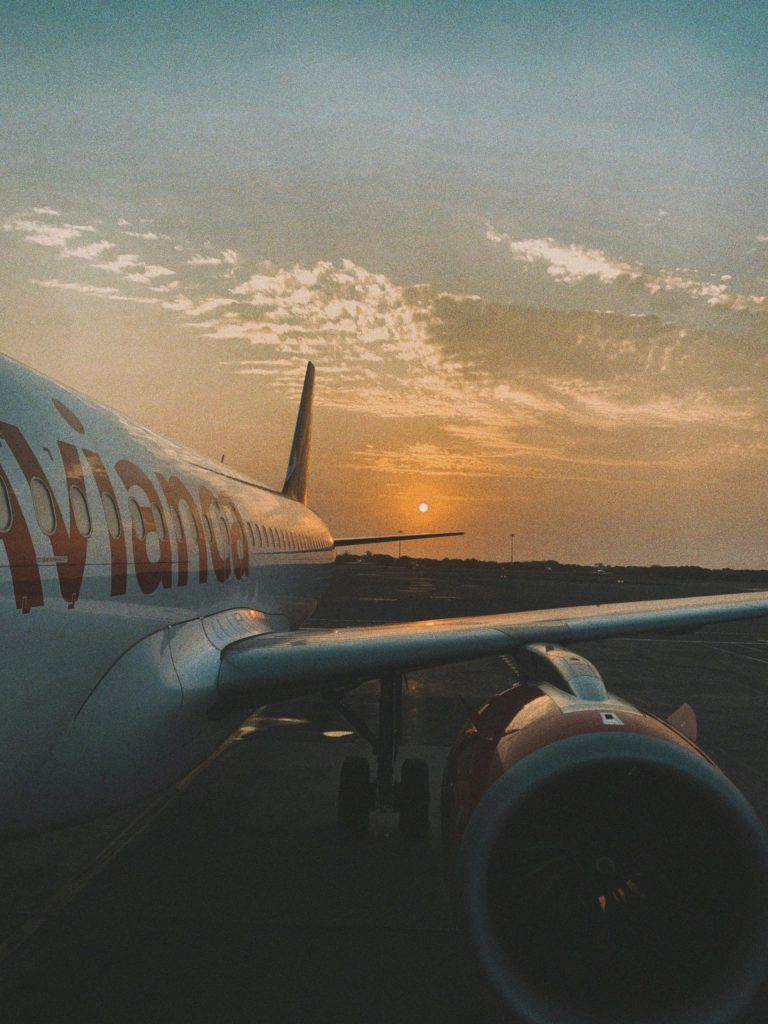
[3, 216, 96, 249]
[32, 278, 162, 305]
[346, 443, 512, 478]
[5, 205, 767, 481]
[487, 225, 767, 311]
[188, 249, 238, 266]
[95, 253, 176, 283]
[64, 240, 116, 260]
[486, 226, 639, 284]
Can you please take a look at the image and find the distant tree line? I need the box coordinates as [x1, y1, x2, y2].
[336, 551, 768, 584]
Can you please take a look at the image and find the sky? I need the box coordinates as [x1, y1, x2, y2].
[1, 1, 767, 567]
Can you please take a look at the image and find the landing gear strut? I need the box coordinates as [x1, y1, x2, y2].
[327, 672, 430, 840]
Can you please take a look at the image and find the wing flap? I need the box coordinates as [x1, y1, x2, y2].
[217, 591, 768, 702]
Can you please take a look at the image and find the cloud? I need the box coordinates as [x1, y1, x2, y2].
[6, 207, 768, 485]
[64, 240, 116, 260]
[95, 253, 175, 284]
[3, 217, 97, 249]
[486, 226, 640, 284]
[33, 278, 120, 296]
[545, 377, 755, 428]
[32, 278, 163, 305]
[32, 207, 61, 217]
[487, 225, 768, 311]
[188, 249, 238, 266]
[345, 442, 510, 478]
[162, 295, 234, 316]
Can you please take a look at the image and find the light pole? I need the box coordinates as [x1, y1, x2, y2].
[509, 533, 515, 565]
[398, 530, 403, 559]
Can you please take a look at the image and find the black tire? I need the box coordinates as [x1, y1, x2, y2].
[338, 755, 372, 840]
[398, 757, 430, 838]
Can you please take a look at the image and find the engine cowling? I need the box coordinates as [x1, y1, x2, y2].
[442, 674, 768, 1024]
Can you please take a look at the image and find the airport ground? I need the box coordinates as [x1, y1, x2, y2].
[2, 559, 768, 1023]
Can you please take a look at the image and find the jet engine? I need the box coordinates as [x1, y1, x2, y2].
[442, 645, 768, 1024]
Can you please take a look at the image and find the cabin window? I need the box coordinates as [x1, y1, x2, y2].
[70, 485, 91, 537]
[129, 497, 145, 539]
[151, 502, 166, 540]
[0, 478, 12, 532]
[101, 492, 121, 539]
[31, 477, 56, 535]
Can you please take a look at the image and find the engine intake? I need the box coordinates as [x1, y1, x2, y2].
[458, 732, 768, 1024]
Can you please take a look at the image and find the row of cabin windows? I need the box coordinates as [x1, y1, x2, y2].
[0, 475, 329, 554]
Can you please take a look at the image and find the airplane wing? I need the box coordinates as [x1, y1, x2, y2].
[333, 531, 463, 547]
[217, 590, 768, 703]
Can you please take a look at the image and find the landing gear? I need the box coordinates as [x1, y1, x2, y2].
[328, 672, 430, 840]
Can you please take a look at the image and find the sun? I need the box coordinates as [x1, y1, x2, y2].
[418, 502, 429, 513]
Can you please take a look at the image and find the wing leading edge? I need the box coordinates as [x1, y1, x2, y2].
[217, 591, 768, 704]
[333, 531, 463, 547]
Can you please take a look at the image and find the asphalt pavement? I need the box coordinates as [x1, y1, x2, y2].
[2, 560, 768, 1023]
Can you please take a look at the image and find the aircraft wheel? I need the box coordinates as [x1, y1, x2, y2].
[338, 755, 372, 840]
[399, 757, 430, 838]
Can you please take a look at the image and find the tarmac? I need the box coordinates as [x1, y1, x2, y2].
[2, 559, 768, 1023]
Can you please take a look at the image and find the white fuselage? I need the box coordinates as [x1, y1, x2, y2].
[0, 355, 335, 833]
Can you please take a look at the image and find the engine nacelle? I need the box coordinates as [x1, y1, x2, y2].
[442, 668, 768, 1024]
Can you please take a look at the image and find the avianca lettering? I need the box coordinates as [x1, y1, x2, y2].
[0, 422, 254, 611]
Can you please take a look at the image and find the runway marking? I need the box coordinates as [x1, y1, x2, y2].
[0, 715, 257, 973]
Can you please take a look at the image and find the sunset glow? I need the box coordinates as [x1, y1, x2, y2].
[1, 3, 767, 567]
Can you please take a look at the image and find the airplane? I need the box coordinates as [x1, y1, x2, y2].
[1, 351, 768, 1024]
